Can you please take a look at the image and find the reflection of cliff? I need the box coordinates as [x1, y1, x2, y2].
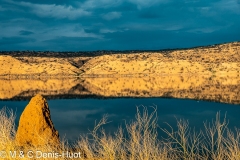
[81, 76, 240, 104]
[0, 79, 91, 100]
[0, 76, 239, 104]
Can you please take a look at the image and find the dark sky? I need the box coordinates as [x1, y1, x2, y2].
[0, 0, 240, 51]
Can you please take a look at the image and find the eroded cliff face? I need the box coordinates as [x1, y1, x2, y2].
[0, 56, 78, 76]
[0, 76, 239, 104]
[80, 42, 240, 76]
[0, 42, 239, 77]
[0, 56, 89, 77]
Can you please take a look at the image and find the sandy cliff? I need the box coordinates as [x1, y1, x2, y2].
[80, 42, 240, 76]
[0, 56, 89, 77]
[0, 42, 239, 77]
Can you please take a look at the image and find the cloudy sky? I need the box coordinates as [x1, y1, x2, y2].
[0, 0, 240, 51]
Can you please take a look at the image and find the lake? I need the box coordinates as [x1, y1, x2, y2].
[0, 76, 239, 142]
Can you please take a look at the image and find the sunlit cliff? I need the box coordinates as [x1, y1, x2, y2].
[0, 42, 239, 77]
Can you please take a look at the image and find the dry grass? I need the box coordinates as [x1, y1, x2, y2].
[80, 42, 240, 76]
[0, 42, 239, 77]
[1, 106, 240, 159]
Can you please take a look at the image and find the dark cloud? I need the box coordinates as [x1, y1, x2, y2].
[19, 30, 34, 35]
[0, 37, 35, 45]
[0, 0, 239, 51]
[139, 10, 161, 19]
[41, 36, 105, 51]
[84, 28, 100, 34]
[7, 0, 77, 5]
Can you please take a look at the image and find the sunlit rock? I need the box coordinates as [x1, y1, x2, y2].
[15, 94, 59, 147]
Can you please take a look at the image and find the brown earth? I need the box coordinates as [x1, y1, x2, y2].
[15, 94, 59, 147]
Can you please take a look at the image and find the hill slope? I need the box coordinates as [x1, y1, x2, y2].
[0, 56, 89, 77]
[0, 42, 239, 77]
[80, 42, 240, 76]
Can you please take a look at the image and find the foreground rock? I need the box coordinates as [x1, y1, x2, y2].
[16, 94, 59, 147]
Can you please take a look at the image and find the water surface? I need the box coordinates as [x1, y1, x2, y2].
[1, 98, 239, 142]
[0, 76, 239, 142]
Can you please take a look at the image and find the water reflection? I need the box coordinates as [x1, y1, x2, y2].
[1, 98, 239, 142]
[1, 75, 239, 142]
[0, 75, 239, 104]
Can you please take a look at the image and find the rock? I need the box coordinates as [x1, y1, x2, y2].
[15, 94, 59, 147]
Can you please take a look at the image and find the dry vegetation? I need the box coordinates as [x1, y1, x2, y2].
[0, 56, 90, 77]
[80, 42, 240, 77]
[0, 42, 239, 77]
[1, 107, 240, 160]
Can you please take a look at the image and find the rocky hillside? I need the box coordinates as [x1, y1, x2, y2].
[0, 56, 89, 77]
[80, 42, 240, 76]
[0, 42, 239, 77]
